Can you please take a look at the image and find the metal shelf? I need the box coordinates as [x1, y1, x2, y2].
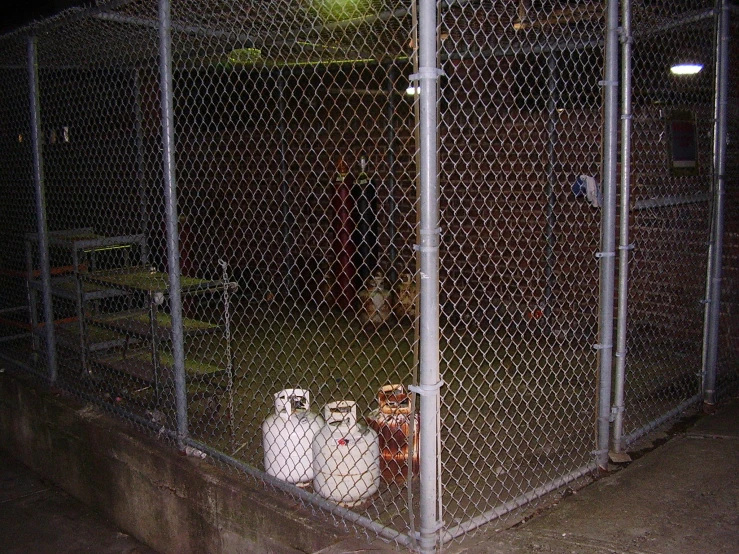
[28, 275, 129, 302]
[25, 228, 149, 374]
[89, 309, 221, 341]
[91, 348, 228, 387]
[48, 320, 131, 353]
[80, 266, 226, 295]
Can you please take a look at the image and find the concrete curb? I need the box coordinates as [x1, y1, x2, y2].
[0, 373, 351, 554]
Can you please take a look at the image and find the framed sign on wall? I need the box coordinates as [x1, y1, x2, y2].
[669, 111, 698, 176]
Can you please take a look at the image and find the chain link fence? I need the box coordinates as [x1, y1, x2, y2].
[0, 37, 37, 375]
[0, 0, 737, 552]
[620, 0, 716, 445]
[437, 0, 604, 539]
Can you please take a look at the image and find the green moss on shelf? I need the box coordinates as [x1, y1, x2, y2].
[128, 311, 218, 331]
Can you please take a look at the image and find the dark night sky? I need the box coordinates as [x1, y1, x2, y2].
[0, 0, 88, 34]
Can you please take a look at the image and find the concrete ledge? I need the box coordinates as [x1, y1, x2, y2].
[0, 372, 349, 554]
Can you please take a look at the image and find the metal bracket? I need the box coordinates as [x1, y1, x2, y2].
[415, 226, 442, 253]
[592, 448, 609, 457]
[409, 68, 445, 82]
[617, 27, 634, 45]
[596, 251, 616, 259]
[610, 405, 624, 422]
[699, 298, 711, 305]
[598, 79, 618, 87]
[593, 343, 612, 350]
[419, 226, 442, 237]
[414, 519, 445, 540]
[409, 380, 445, 397]
[620, 113, 633, 120]
[618, 243, 635, 251]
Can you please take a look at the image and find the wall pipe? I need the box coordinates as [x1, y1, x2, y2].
[544, 54, 558, 321]
[443, 36, 601, 62]
[27, 35, 58, 385]
[611, 0, 633, 455]
[595, 0, 619, 471]
[414, 0, 443, 550]
[158, 0, 188, 449]
[631, 8, 715, 39]
[702, 0, 729, 408]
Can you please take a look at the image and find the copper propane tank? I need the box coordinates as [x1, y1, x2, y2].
[395, 273, 417, 320]
[365, 384, 420, 484]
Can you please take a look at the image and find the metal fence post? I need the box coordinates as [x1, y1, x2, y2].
[702, 0, 729, 409]
[414, 0, 442, 550]
[596, 0, 619, 470]
[27, 34, 58, 385]
[158, 0, 188, 448]
[612, 0, 633, 456]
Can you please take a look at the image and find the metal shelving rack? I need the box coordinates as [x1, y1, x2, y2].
[80, 266, 235, 430]
[25, 228, 147, 370]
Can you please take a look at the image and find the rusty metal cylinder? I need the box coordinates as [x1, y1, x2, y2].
[365, 384, 420, 484]
[359, 272, 392, 325]
[395, 272, 417, 320]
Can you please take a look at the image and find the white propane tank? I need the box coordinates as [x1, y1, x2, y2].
[263, 389, 323, 485]
[313, 401, 380, 506]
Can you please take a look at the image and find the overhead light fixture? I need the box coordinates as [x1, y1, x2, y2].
[670, 63, 703, 75]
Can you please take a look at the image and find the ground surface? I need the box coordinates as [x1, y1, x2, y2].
[0, 452, 158, 554]
[1, 396, 736, 554]
[451, 396, 739, 554]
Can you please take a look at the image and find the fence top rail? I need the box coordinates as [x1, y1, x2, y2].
[0, 0, 721, 71]
[0, 0, 135, 42]
[0, 0, 416, 70]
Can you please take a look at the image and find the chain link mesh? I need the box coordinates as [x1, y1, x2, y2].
[0, 37, 38, 374]
[1, 0, 424, 542]
[438, 0, 604, 539]
[0, 0, 737, 549]
[623, 0, 715, 442]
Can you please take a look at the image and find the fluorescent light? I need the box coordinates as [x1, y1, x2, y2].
[670, 63, 703, 75]
[406, 86, 419, 96]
